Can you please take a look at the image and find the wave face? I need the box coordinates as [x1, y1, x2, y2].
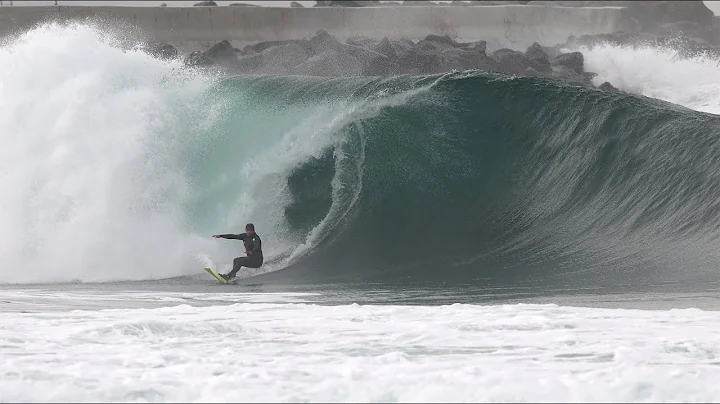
[2, 24, 720, 288]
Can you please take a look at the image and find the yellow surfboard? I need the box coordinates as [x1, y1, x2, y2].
[204, 267, 227, 284]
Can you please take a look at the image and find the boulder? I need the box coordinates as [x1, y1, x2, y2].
[525, 42, 551, 74]
[332, 44, 392, 76]
[525, 42, 548, 63]
[178, 31, 620, 89]
[295, 49, 363, 76]
[370, 37, 398, 60]
[541, 45, 563, 60]
[420, 34, 459, 48]
[144, 42, 177, 60]
[243, 39, 303, 55]
[236, 53, 263, 74]
[395, 47, 444, 75]
[551, 52, 584, 75]
[361, 55, 397, 76]
[459, 40, 488, 54]
[388, 38, 416, 55]
[193, 1, 217, 6]
[583, 71, 599, 82]
[184, 40, 238, 69]
[492, 48, 535, 75]
[339, 43, 387, 63]
[259, 43, 309, 75]
[307, 29, 343, 53]
[598, 81, 620, 92]
[441, 47, 497, 72]
[347, 36, 379, 48]
[550, 65, 592, 86]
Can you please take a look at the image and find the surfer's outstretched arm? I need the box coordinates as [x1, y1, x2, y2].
[213, 234, 246, 240]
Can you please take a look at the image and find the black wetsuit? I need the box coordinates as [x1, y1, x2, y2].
[215, 233, 263, 278]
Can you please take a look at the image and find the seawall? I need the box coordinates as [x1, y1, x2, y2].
[0, 5, 635, 52]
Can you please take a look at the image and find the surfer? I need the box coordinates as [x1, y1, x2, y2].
[212, 223, 263, 281]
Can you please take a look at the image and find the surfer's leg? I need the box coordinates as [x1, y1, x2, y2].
[227, 257, 249, 279]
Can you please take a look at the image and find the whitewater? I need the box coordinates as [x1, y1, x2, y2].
[1, 23, 720, 402]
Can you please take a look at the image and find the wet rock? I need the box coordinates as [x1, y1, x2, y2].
[180, 31, 617, 90]
[296, 49, 363, 76]
[551, 52, 584, 75]
[420, 34, 459, 49]
[459, 40, 487, 54]
[441, 47, 497, 72]
[347, 36, 379, 48]
[492, 48, 535, 75]
[340, 44, 387, 64]
[193, 1, 217, 6]
[525, 42, 551, 73]
[370, 37, 398, 60]
[144, 43, 177, 60]
[307, 29, 343, 53]
[236, 53, 263, 74]
[361, 55, 397, 76]
[598, 81, 620, 92]
[260, 43, 309, 75]
[388, 38, 416, 55]
[395, 47, 444, 75]
[243, 39, 303, 55]
[184, 40, 237, 68]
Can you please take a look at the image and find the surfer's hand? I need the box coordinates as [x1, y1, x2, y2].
[246, 250, 252, 255]
[212, 235, 220, 238]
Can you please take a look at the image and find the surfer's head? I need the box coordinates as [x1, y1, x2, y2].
[245, 223, 255, 236]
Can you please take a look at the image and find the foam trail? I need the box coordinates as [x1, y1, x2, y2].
[575, 43, 720, 114]
[2, 300, 720, 402]
[0, 23, 218, 283]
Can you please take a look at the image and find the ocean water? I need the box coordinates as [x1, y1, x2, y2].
[1, 23, 720, 402]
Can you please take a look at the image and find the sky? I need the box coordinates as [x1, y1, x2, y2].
[2, 0, 720, 15]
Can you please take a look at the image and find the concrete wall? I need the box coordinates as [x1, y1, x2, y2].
[0, 5, 634, 52]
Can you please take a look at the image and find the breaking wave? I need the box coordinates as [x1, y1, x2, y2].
[2, 24, 720, 290]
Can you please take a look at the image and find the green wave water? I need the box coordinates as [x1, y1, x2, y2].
[183, 71, 720, 289]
